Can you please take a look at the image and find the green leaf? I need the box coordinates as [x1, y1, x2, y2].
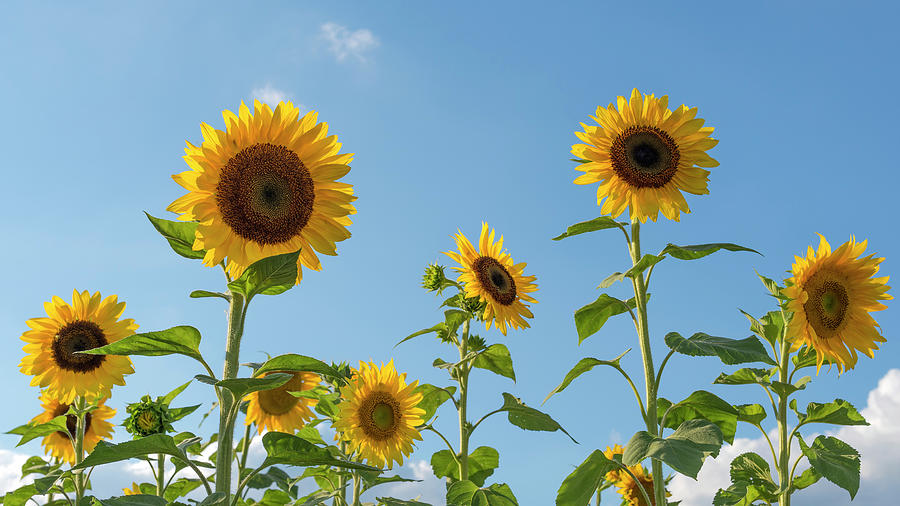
[145, 212, 205, 260]
[8, 415, 69, 446]
[359, 471, 419, 494]
[253, 354, 341, 379]
[552, 217, 625, 241]
[598, 255, 665, 289]
[163, 479, 202, 502]
[168, 405, 200, 422]
[81, 325, 204, 363]
[574, 295, 637, 344]
[664, 332, 776, 365]
[189, 290, 229, 300]
[21, 456, 53, 477]
[93, 496, 169, 506]
[555, 450, 618, 506]
[713, 482, 771, 506]
[446, 481, 517, 506]
[770, 380, 808, 398]
[196, 493, 227, 506]
[72, 434, 186, 470]
[33, 470, 69, 494]
[1, 484, 37, 506]
[261, 432, 377, 471]
[735, 404, 767, 425]
[227, 250, 301, 298]
[729, 452, 775, 490]
[800, 399, 868, 427]
[431, 446, 499, 487]
[216, 373, 292, 401]
[414, 384, 456, 424]
[798, 435, 860, 499]
[660, 390, 739, 444]
[376, 498, 431, 506]
[160, 380, 193, 406]
[792, 346, 820, 370]
[496, 393, 576, 443]
[756, 271, 785, 300]
[473, 344, 516, 382]
[623, 419, 723, 479]
[661, 242, 760, 260]
[791, 467, 821, 491]
[396, 323, 446, 347]
[713, 368, 773, 386]
[543, 350, 630, 404]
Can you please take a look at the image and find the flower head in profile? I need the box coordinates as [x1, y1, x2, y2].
[572, 88, 719, 223]
[167, 100, 356, 284]
[245, 371, 320, 434]
[31, 392, 115, 465]
[784, 234, 891, 373]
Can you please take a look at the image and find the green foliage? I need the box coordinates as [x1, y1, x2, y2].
[597, 254, 665, 289]
[552, 217, 626, 240]
[123, 395, 176, 438]
[792, 346, 819, 370]
[260, 432, 377, 471]
[729, 453, 776, 494]
[7, 415, 69, 446]
[446, 481, 518, 506]
[81, 325, 205, 364]
[227, 250, 301, 299]
[71, 434, 188, 470]
[189, 290, 230, 300]
[543, 350, 630, 403]
[377, 498, 432, 506]
[216, 373, 292, 402]
[660, 242, 760, 260]
[473, 344, 516, 382]
[713, 368, 773, 386]
[164, 479, 202, 502]
[253, 354, 343, 381]
[1, 484, 38, 506]
[623, 419, 723, 479]
[414, 384, 456, 424]
[145, 212, 206, 260]
[664, 332, 775, 365]
[495, 393, 576, 443]
[799, 399, 868, 426]
[574, 295, 639, 343]
[432, 446, 499, 487]
[659, 390, 739, 444]
[93, 496, 169, 506]
[555, 450, 618, 506]
[735, 404, 767, 425]
[798, 435, 861, 499]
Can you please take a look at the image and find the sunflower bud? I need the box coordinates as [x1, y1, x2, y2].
[123, 395, 174, 438]
[422, 263, 447, 292]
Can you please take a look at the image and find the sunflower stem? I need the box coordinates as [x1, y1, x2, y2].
[457, 318, 471, 482]
[215, 290, 247, 501]
[627, 221, 664, 506]
[72, 396, 87, 503]
[351, 472, 362, 506]
[156, 453, 165, 496]
[777, 329, 792, 506]
[239, 423, 253, 475]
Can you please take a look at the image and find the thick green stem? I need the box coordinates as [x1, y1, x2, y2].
[156, 454, 165, 496]
[777, 334, 792, 506]
[238, 424, 253, 474]
[351, 472, 361, 506]
[457, 319, 471, 482]
[335, 442, 349, 506]
[628, 222, 664, 506]
[215, 290, 247, 501]
[73, 397, 87, 503]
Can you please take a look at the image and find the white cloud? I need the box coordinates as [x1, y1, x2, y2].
[365, 459, 446, 505]
[670, 369, 900, 506]
[0, 449, 29, 495]
[320, 22, 378, 62]
[250, 84, 302, 110]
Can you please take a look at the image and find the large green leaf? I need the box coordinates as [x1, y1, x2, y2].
[261, 432, 377, 471]
[623, 419, 723, 479]
[597, 254, 665, 289]
[94, 495, 169, 506]
[791, 467, 821, 491]
[555, 450, 618, 506]
[660, 242, 760, 260]
[543, 350, 630, 404]
[216, 373, 292, 401]
[446, 481, 517, 506]
[72, 434, 185, 470]
[253, 354, 342, 379]
[8, 415, 69, 446]
[799, 399, 867, 427]
[81, 325, 204, 364]
[495, 393, 576, 443]
[798, 435, 860, 499]
[735, 404, 767, 425]
[713, 367, 774, 387]
[145, 212, 205, 260]
[431, 446, 499, 487]
[660, 390, 739, 444]
[376, 498, 432, 506]
[415, 384, 456, 424]
[2, 484, 37, 506]
[729, 452, 776, 491]
[664, 332, 775, 365]
[552, 217, 625, 240]
[473, 344, 516, 382]
[574, 295, 638, 344]
[227, 250, 301, 298]
[792, 346, 820, 370]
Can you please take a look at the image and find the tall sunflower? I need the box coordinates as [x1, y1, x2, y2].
[571, 88, 719, 223]
[19, 290, 137, 403]
[167, 100, 356, 284]
[784, 234, 891, 373]
[333, 360, 424, 469]
[444, 222, 538, 335]
[31, 392, 115, 465]
[245, 371, 320, 434]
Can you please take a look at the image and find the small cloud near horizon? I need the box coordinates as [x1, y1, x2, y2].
[320, 22, 378, 62]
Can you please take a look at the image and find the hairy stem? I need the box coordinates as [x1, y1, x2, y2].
[215, 290, 247, 501]
[777, 333, 792, 506]
[73, 396, 87, 503]
[156, 453, 165, 496]
[457, 318, 471, 482]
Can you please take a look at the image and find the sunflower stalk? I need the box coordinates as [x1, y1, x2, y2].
[156, 454, 165, 496]
[457, 318, 471, 482]
[776, 327, 792, 506]
[72, 396, 87, 503]
[215, 290, 248, 500]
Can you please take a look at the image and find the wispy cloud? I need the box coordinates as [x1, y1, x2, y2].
[320, 22, 378, 62]
[367, 459, 445, 504]
[0, 449, 29, 495]
[251, 84, 300, 109]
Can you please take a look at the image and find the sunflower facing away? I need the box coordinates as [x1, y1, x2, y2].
[333, 360, 424, 469]
[602, 445, 662, 506]
[20, 290, 137, 403]
[31, 392, 115, 465]
[245, 371, 321, 434]
[167, 100, 356, 284]
[445, 222, 538, 335]
[784, 234, 891, 373]
[571, 88, 719, 223]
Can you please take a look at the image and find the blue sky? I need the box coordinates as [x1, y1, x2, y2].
[1, 1, 899, 504]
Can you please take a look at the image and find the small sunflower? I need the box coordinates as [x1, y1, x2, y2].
[122, 483, 142, 496]
[167, 100, 356, 284]
[31, 392, 115, 465]
[614, 464, 659, 506]
[571, 88, 719, 223]
[19, 290, 137, 403]
[245, 371, 320, 434]
[444, 222, 538, 335]
[333, 360, 424, 469]
[784, 234, 891, 373]
[603, 444, 627, 483]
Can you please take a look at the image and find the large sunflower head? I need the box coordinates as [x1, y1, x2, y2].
[332, 360, 425, 469]
[444, 222, 538, 335]
[31, 392, 115, 465]
[19, 290, 137, 403]
[245, 371, 320, 434]
[571, 88, 719, 223]
[167, 100, 356, 284]
[783, 234, 891, 373]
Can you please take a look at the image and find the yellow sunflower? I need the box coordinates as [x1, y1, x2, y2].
[571, 88, 719, 223]
[167, 100, 356, 284]
[31, 392, 115, 465]
[333, 360, 425, 469]
[603, 444, 627, 483]
[19, 290, 137, 403]
[784, 234, 891, 373]
[614, 464, 659, 506]
[444, 222, 538, 335]
[245, 371, 320, 434]
[122, 483, 142, 496]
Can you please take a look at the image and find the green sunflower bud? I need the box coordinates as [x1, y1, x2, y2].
[422, 263, 448, 292]
[123, 395, 174, 438]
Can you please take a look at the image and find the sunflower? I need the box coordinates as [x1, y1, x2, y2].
[333, 360, 424, 469]
[784, 234, 891, 373]
[571, 88, 719, 223]
[122, 483, 142, 496]
[167, 100, 356, 284]
[603, 444, 627, 483]
[31, 392, 115, 465]
[19, 290, 137, 403]
[245, 371, 320, 434]
[614, 464, 659, 506]
[444, 222, 538, 335]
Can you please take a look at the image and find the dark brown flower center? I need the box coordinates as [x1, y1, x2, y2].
[216, 143, 315, 245]
[472, 256, 516, 306]
[52, 403, 92, 439]
[609, 126, 680, 188]
[804, 273, 850, 336]
[257, 372, 305, 416]
[52, 320, 107, 373]
[359, 391, 401, 441]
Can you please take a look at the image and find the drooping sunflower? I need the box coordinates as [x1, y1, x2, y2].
[603, 444, 627, 482]
[333, 360, 425, 469]
[571, 88, 719, 223]
[245, 371, 320, 434]
[783, 234, 891, 373]
[614, 464, 659, 506]
[31, 392, 115, 465]
[167, 100, 356, 284]
[444, 222, 538, 335]
[20, 290, 137, 403]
